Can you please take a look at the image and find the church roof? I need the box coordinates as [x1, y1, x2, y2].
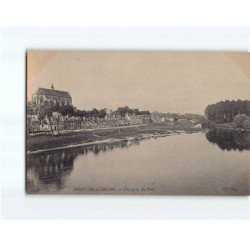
[36, 87, 71, 98]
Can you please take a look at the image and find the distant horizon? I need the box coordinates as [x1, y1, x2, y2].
[29, 84, 250, 115]
[29, 84, 208, 115]
[29, 86, 250, 116]
[27, 51, 250, 115]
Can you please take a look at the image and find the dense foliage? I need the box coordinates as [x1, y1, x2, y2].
[205, 100, 250, 123]
[116, 106, 150, 117]
[233, 114, 250, 129]
[27, 102, 151, 119]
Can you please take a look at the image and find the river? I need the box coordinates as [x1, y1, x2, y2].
[26, 130, 250, 195]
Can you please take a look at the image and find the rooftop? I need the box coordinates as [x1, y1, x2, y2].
[36, 87, 71, 98]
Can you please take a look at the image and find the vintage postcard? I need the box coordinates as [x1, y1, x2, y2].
[26, 51, 250, 195]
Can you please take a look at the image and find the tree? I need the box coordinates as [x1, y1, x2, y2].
[245, 101, 250, 116]
[229, 100, 236, 121]
[115, 106, 150, 117]
[224, 100, 231, 122]
[205, 100, 250, 123]
[52, 111, 62, 135]
[92, 108, 100, 118]
[74, 109, 86, 117]
[233, 114, 249, 128]
[205, 104, 216, 122]
[59, 105, 74, 116]
[235, 99, 243, 115]
[99, 109, 107, 118]
[38, 106, 54, 133]
[138, 110, 150, 116]
[242, 119, 250, 130]
[215, 101, 225, 122]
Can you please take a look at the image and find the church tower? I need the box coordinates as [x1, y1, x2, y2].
[33, 85, 72, 106]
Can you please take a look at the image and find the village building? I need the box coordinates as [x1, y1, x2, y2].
[151, 112, 163, 123]
[27, 85, 158, 133]
[32, 84, 72, 106]
[63, 116, 86, 130]
[27, 114, 40, 132]
[104, 108, 112, 115]
[47, 117, 63, 133]
[40, 118, 50, 132]
[125, 113, 144, 125]
[165, 116, 174, 122]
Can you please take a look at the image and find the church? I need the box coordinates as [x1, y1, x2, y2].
[32, 84, 72, 106]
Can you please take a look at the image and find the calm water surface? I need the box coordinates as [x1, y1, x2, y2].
[27, 130, 250, 195]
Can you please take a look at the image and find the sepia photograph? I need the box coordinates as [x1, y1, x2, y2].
[26, 51, 250, 195]
[2, 4, 250, 250]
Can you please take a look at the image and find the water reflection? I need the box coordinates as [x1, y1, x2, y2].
[205, 129, 250, 151]
[26, 139, 141, 193]
[27, 132, 249, 195]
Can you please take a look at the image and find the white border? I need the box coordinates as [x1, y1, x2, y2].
[1, 27, 250, 220]
[1, 0, 250, 26]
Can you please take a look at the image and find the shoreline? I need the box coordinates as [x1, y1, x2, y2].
[27, 130, 200, 155]
[27, 138, 125, 155]
[207, 123, 250, 132]
[29, 124, 148, 136]
[27, 123, 203, 154]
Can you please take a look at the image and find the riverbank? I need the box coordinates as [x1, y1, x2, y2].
[207, 122, 250, 131]
[27, 122, 203, 153]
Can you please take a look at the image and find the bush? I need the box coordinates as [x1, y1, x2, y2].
[242, 119, 250, 130]
[233, 114, 249, 128]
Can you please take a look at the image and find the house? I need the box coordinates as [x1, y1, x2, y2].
[151, 112, 162, 123]
[165, 116, 174, 122]
[49, 115, 64, 132]
[40, 118, 50, 131]
[126, 113, 143, 125]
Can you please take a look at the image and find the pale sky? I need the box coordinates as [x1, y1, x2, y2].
[27, 51, 250, 114]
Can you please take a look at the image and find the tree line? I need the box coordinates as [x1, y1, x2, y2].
[205, 100, 250, 123]
[116, 106, 150, 117]
[27, 102, 151, 119]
